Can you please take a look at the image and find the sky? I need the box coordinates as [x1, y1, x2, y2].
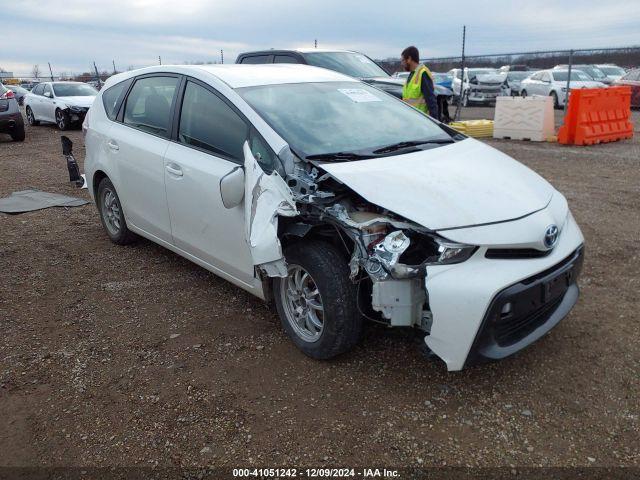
[3, 0, 639, 76]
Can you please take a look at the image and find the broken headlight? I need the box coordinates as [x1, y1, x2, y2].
[434, 241, 477, 265]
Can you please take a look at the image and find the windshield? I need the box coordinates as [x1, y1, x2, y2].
[239, 81, 452, 158]
[598, 66, 625, 76]
[552, 71, 593, 82]
[52, 83, 98, 97]
[304, 52, 389, 79]
[507, 72, 529, 80]
[575, 66, 606, 79]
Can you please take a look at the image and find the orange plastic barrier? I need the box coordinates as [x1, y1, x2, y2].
[558, 86, 633, 146]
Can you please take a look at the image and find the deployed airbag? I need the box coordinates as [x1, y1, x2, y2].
[0, 189, 88, 214]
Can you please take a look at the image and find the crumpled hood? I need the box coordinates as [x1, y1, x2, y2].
[473, 73, 505, 84]
[318, 138, 554, 231]
[57, 96, 95, 108]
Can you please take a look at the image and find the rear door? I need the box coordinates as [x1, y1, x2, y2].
[163, 78, 268, 284]
[107, 74, 180, 243]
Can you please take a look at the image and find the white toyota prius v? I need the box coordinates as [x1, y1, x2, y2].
[81, 64, 584, 371]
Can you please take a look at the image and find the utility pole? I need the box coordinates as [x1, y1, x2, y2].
[314, 39, 317, 49]
[93, 62, 102, 88]
[454, 25, 466, 121]
[48, 62, 54, 81]
[221, 49, 224, 64]
[564, 49, 573, 114]
[158, 56, 162, 65]
[112, 60, 117, 74]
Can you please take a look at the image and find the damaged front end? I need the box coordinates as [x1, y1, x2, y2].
[243, 143, 476, 335]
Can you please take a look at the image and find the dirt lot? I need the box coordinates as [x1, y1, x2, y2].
[1, 106, 639, 472]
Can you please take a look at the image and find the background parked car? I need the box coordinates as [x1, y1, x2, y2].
[502, 71, 533, 96]
[614, 68, 640, 108]
[24, 81, 97, 130]
[553, 64, 611, 84]
[393, 71, 410, 80]
[4, 84, 29, 105]
[448, 67, 505, 106]
[0, 83, 25, 141]
[432, 72, 453, 89]
[595, 64, 627, 83]
[236, 49, 453, 122]
[520, 69, 607, 108]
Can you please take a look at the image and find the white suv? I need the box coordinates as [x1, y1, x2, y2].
[81, 64, 585, 371]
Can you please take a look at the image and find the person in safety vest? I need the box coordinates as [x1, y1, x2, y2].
[400, 46, 438, 120]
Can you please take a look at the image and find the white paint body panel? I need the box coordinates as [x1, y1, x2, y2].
[320, 138, 554, 231]
[425, 212, 584, 371]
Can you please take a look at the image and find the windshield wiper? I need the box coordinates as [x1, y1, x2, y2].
[372, 138, 454, 154]
[305, 151, 375, 162]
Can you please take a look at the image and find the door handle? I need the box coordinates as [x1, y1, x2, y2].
[107, 140, 119, 151]
[165, 164, 183, 177]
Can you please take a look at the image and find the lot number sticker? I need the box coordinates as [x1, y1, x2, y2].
[338, 88, 382, 103]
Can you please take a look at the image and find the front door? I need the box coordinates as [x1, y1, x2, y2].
[163, 79, 257, 285]
[108, 74, 180, 243]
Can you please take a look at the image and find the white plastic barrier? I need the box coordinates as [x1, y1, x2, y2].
[493, 96, 555, 141]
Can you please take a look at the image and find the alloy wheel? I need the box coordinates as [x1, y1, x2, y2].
[280, 264, 324, 343]
[56, 110, 65, 130]
[101, 188, 122, 236]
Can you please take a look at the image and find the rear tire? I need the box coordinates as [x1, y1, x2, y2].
[551, 91, 560, 109]
[273, 241, 362, 359]
[10, 127, 25, 142]
[521, 89, 527, 98]
[26, 106, 39, 126]
[97, 177, 138, 245]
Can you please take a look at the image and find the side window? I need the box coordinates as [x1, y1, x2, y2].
[240, 55, 271, 64]
[32, 84, 44, 95]
[102, 79, 130, 120]
[274, 55, 300, 64]
[43, 84, 53, 97]
[178, 81, 248, 162]
[249, 129, 277, 173]
[123, 76, 179, 138]
[531, 73, 541, 81]
[542, 73, 551, 82]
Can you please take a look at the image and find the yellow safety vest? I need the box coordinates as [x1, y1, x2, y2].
[402, 65, 434, 114]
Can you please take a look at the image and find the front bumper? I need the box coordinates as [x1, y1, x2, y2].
[464, 245, 583, 367]
[67, 107, 89, 124]
[424, 211, 584, 371]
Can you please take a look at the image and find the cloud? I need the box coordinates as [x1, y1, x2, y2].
[3, 0, 639, 74]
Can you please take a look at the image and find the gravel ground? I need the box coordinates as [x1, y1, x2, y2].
[0, 106, 639, 471]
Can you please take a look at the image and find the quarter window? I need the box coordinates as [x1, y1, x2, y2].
[102, 80, 130, 120]
[123, 76, 179, 138]
[178, 81, 248, 162]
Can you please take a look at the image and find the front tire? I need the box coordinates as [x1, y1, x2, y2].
[274, 241, 362, 359]
[55, 109, 69, 131]
[26, 106, 39, 126]
[97, 177, 137, 245]
[551, 91, 560, 109]
[521, 89, 527, 98]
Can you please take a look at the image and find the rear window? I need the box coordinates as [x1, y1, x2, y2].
[102, 80, 130, 120]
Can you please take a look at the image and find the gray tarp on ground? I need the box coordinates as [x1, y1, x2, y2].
[0, 189, 89, 214]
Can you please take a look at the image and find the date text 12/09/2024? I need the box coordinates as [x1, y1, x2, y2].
[232, 468, 400, 478]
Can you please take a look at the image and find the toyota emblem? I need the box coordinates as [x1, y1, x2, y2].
[544, 224, 559, 249]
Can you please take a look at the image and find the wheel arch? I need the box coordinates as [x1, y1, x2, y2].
[93, 170, 109, 200]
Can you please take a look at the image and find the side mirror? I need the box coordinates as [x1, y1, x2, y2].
[219, 166, 245, 209]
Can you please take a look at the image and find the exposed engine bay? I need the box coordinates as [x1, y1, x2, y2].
[255, 153, 476, 332]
